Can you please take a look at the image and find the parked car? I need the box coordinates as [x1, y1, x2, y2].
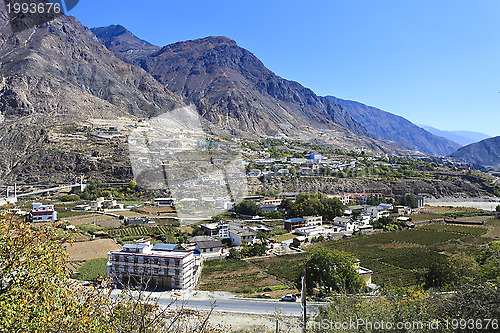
[280, 294, 297, 302]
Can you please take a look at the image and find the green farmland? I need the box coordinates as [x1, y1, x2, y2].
[248, 222, 491, 288]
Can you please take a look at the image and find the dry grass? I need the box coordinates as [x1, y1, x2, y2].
[199, 259, 282, 294]
[484, 226, 500, 240]
[65, 239, 121, 261]
[65, 214, 121, 228]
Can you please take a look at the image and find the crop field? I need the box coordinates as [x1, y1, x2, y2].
[106, 226, 173, 237]
[418, 223, 489, 236]
[486, 218, 500, 227]
[65, 214, 121, 228]
[65, 239, 120, 261]
[251, 253, 308, 284]
[247, 224, 491, 288]
[377, 229, 467, 245]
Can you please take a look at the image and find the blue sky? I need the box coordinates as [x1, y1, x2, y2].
[70, 0, 499, 137]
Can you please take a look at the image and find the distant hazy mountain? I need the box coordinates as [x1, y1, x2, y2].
[421, 126, 491, 146]
[327, 96, 461, 156]
[450, 136, 500, 168]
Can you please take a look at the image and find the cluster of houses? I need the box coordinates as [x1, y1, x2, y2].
[246, 153, 363, 178]
[73, 197, 125, 212]
[282, 201, 417, 249]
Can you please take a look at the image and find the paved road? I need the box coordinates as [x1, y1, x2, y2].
[111, 290, 322, 316]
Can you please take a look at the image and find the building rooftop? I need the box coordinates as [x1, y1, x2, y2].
[284, 217, 306, 223]
[188, 235, 215, 243]
[231, 228, 256, 237]
[196, 240, 223, 249]
[151, 244, 179, 252]
[123, 243, 150, 251]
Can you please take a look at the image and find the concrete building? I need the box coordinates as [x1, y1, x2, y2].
[354, 259, 374, 285]
[107, 239, 199, 290]
[229, 228, 257, 246]
[303, 216, 323, 226]
[30, 203, 57, 222]
[154, 198, 175, 207]
[200, 222, 229, 239]
[248, 225, 273, 237]
[258, 198, 282, 211]
[187, 236, 224, 258]
[283, 217, 306, 232]
[293, 226, 326, 237]
[333, 217, 355, 232]
[124, 217, 156, 226]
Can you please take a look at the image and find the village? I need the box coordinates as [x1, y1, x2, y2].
[4, 174, 495, 299]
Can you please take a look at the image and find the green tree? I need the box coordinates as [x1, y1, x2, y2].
[234, 200, 261, 216]
[291, 192, 343, 220]
[0, 216, 111, 332]
[496, 205, 500, 213]
[299, 248, 364, 295]
[0, 216, 224, 333]
[423, 254, 478, 290]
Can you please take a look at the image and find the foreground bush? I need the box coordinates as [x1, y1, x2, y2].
[0, 215, 224, 333]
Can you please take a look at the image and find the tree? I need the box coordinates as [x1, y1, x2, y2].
[0, 215, 222, 332]
[423, 254, 479, 290]
[496, 205, 500, 213]
[234, 200, 261, 216]
[298, 248, 364, 295]
[291, 192, 343, 220]
[190, 225, 205, 237]
[128, 179, 137, 190]
[0, 216, 111, 332]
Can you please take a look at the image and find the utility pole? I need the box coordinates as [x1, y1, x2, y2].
[301, 265, 307, 333]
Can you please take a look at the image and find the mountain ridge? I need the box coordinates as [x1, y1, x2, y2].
[327, 96, 461, 156]
[450, 136, 500, 169]
[92, 27, 372, 139]
[93, 25, 461, 157]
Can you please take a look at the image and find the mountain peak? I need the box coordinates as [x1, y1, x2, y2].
[91, 25, 160, 62]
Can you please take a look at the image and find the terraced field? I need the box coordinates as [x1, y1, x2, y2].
[418, 223, 489, 236]
[106, 226, 173, 237]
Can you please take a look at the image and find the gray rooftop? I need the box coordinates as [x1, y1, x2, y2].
[151, 244, 179, 252]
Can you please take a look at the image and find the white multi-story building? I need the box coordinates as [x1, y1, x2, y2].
[200, 222, 230, 239]
[229, 227, 257, 246]
[107, 239, 199, 290]
[154, 198, 176, 207]
[30, 203, 57, 222]
[303, 216, 323, 226]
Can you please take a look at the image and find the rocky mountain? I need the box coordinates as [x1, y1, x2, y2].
[327, 96, 462, 156]
[0, 3, 184, 183]
[450, 136, 500, 169]
[92, 27, 370, 139]
[421, 125, 491, 146]
[92, 26, 464, 157]
[90, 25, 160, 63]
